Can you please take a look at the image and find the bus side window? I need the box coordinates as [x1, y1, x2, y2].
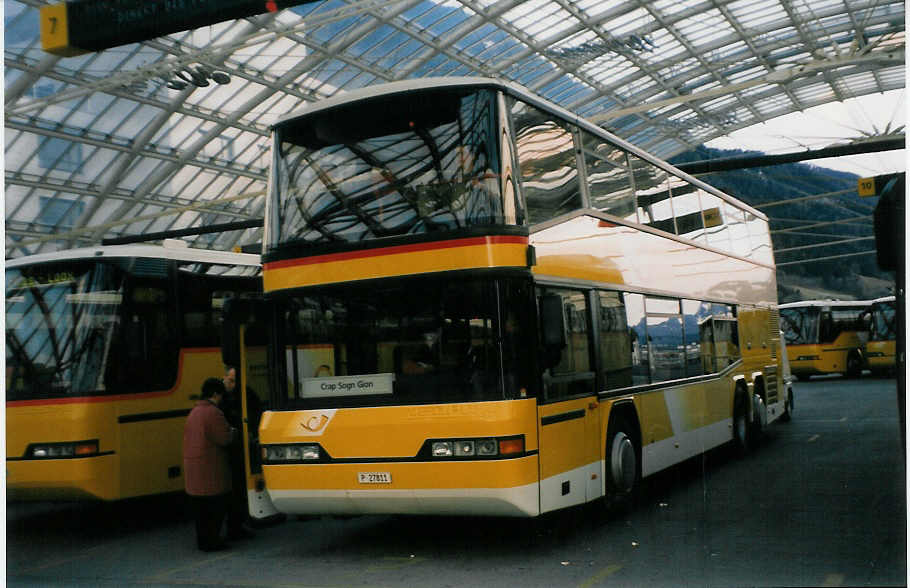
[126, 282, 178, 393]
[538, 288, 593, 401]
[597, 291, 632, 390]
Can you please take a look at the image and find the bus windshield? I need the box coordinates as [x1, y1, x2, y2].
[780, 307, 819, 345]
[278, 276, 533, 408]
[6, 261, 124, 400]
[271, 88, 508, 247]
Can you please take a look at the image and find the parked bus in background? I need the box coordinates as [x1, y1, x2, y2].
[244, 77, 790, 519]
[778, 299, 871, 379]
[6, 241, 260, 501]
[862, 295, 897, 376]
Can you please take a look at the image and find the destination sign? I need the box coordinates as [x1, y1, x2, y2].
[301, 373, 395, 398]
[41, 0, 316, 56]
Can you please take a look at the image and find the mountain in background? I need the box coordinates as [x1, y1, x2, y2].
[669, 146, 895, 303]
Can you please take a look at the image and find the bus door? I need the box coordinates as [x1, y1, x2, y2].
[222, 298, 279, 523]
[537, 289, 599, 513]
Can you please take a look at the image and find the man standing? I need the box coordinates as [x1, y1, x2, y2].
[183, 377, 235, 551]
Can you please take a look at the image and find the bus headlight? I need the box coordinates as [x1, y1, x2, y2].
[426, 436, 524, 460]
[26, 440, 99, 459]
[262, 444, 321, 463]
[796, 355, 820, 361]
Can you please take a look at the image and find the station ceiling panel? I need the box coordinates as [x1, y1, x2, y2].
[4, 0, 905, 257]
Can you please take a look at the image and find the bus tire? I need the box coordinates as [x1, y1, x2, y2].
[732, 387, 752, 455]
[603, 414, 641, 511]
[780, 386, 794, 422]
[846, 351, 863, 378]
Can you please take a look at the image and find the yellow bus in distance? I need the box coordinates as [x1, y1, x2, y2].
[862, 296, 897, 376]
[778, 299, 870, 378]
[6, 242, 260, 501]
[251, 77, 790, 518]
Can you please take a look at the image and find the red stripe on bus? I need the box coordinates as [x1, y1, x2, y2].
[264, 235, 528, 270]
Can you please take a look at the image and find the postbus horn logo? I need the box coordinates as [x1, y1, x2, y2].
[301, 414, 330, 433]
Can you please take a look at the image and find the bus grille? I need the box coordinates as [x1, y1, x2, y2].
[763, 365, 779, 403]
[769, 309, 780, 360]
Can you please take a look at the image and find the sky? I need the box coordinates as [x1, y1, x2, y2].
[706, 89, 906, 178]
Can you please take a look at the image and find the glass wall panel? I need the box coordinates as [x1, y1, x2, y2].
[630, 155, 672, 233]
[580, 131, 635, 220]
[597, 291, 633, 390]
[511, 99, 582, 224]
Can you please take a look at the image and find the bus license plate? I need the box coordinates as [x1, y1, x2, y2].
[358, 472, 392, 484]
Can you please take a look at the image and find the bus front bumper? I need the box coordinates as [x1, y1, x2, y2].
[262, 455, 540, 517]
[6, 454, 118, 501]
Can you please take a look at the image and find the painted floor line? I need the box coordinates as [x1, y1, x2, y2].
[579, 564, 623, 588]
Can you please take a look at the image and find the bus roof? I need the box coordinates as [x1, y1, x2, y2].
[5, 241, 260, 270]
[272, 76, 767, 222]
[870, 295, 896, 305]
[778, 299, 874, 309]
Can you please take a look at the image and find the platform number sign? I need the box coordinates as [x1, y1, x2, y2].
[857, 177, 876, 198]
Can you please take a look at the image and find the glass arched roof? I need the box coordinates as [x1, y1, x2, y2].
[4, 0, 905, 257]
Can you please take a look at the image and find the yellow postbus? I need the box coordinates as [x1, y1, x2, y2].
[779, 299, 871, 378]
[246, 77, 790, 518]
[6, 242, 260, 501]
[863, 295, 897, 376]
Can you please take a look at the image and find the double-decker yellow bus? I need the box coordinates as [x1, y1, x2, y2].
[246, 77, 789, 518]
[862, 295, 897, 376]
[5, 242, 260, 501]
[779, 299, 870, 378]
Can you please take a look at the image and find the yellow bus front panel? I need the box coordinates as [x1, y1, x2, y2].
[865, 340, 897, 373]
[6, 454, 119, 501]
[786, 334, 860, 377]
[259, 399, 541, 517]
[6, 400, 120, 501]
[6, 348, 222, 501]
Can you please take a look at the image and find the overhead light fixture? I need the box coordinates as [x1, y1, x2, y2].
[165, 65, 231, 90]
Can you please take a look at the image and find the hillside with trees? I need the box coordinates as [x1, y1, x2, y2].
[669, 146, 895, 303]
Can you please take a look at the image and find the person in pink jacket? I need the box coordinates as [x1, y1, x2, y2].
[183, 377, 236, 551]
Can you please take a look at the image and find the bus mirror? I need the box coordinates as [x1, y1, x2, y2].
[540, 295, 567, 350]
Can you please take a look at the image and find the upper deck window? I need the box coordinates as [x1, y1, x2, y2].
[270, 88, 510, 248]
[511, 99, 583, 224]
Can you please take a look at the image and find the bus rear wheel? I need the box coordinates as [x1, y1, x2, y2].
[603, 415, 641, 511]
[733, 388, 752, 455]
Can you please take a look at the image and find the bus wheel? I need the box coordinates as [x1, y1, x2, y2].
[846, 351, 863, 378]
[604, 415, 640, 511]
[733, 388, 751, 455]
[780, 386, 794, 422]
